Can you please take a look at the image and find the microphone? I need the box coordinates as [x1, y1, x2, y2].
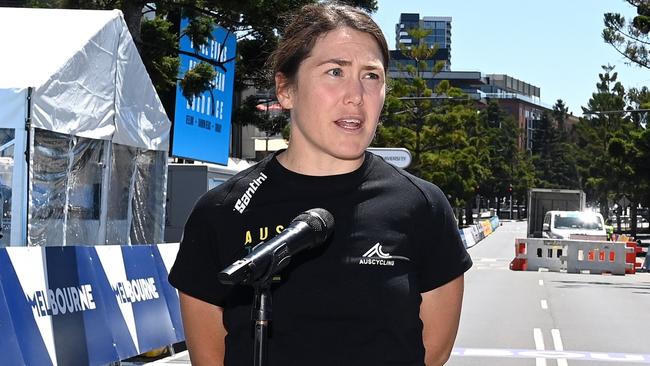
[218, 208, 334, 286]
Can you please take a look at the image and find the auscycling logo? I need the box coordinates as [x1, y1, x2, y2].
[359, 243, 395, 266]
[234, 172, 268, 213]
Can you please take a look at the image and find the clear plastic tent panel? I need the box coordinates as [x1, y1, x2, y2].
[0, 128, 15, 247]
[65, 136, 104, 245]
[129, 150, 167, 245]
[30, 130, 69, 246]
[105, 143, 136, 244]
[30, 129, 104, 246]
[29, 129, 168, 246]
[105, 145, 167, 245]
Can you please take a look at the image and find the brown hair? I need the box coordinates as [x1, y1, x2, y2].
[269, 2, 389, 86]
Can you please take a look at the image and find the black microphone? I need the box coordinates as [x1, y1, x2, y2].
[218, 208, 334, 286]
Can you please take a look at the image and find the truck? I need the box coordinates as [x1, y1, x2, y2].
[511, 189, 637, 275]
[527, 188, 585, 238]
[541, 210, 607, 241]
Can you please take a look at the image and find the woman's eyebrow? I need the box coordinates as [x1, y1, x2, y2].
[315, 58, 352, 67]
[316, 58, 383, 71]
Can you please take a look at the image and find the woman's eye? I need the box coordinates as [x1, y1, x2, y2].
[364, 72, 380, 80]
[327, 68, 343, 77]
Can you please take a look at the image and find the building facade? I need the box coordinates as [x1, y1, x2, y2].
[480, 74, 548, 151]
[395, 13, 452, 70]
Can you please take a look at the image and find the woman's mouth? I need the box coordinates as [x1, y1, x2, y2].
[335, 118, 362, 130]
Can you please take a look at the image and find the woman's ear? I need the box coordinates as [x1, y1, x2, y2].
[275, 73, 294, 109]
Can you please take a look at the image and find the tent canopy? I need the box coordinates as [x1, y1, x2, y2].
[0, 8, 170, 151]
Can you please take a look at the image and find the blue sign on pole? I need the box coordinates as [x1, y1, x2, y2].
[172, 18, 237, 165]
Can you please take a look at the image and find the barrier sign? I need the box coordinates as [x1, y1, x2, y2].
[0, 244, 182, 366]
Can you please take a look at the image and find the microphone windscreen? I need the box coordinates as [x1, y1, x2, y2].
[293, 208, 334, 243]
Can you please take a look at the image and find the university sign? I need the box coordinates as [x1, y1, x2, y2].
[367, 147, 412, 168]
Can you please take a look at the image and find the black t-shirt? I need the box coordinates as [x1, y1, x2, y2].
[168, 151, 472, 366]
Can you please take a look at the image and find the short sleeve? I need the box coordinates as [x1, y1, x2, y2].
[168, 202, 230, 306]
[415, 186, 473, 293]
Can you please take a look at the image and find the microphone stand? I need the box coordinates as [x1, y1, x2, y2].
[252, 284, 271, 366]
[250, 243, 290, 366]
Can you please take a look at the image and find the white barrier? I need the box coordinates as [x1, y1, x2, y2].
[513, 238, 627, 275]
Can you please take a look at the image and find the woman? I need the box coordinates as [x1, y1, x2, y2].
[168, 3, 472, 365]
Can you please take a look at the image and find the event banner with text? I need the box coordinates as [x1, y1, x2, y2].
[172, 18, 237, 165]
[0, 244, 182, 366]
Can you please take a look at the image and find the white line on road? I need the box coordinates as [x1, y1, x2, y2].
[541, 300, 548, 310]
[539, 279, 544, 286]
[534, 328, 547, 366]
[552, 329, 568, 366]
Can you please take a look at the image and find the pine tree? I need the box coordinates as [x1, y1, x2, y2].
[574, 65, 634, 223]
[375, 28, 486, 224]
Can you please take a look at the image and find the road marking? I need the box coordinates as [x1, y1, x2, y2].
[534, 328, 547, 366]
[451, 348, 650, 363]
[541, 300, 548, 310]
[539, 279, 544, 286]
[552, 329, 568, 366]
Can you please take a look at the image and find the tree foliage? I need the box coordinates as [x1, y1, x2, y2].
[376, 28, 485, 214]
[568, 64, 650, 234]
[603, 0, 650, 69]
[476, 100, 534, 216]
[531, 100, 579, 190]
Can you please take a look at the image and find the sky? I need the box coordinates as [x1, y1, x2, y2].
[373, 0, 650, 116]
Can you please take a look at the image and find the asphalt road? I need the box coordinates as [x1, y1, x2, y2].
[131, 220, 650, 366]
[448, 220, 650, 366]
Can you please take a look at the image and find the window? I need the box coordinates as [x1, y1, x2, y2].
[435, 21, 447, 29]
[553, 214, 603, 230]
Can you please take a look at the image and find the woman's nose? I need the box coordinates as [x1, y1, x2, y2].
[343, 78, 364, 106]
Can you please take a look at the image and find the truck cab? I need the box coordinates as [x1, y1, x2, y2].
[542, 211, 607, 240]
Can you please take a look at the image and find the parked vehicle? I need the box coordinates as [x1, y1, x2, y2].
[542, 211, 607, 240]
[527, 188, 585, 238]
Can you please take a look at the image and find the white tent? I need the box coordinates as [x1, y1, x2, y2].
[0, 8, 171, 246]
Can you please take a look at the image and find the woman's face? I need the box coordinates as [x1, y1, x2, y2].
[277, 27, 386, 165]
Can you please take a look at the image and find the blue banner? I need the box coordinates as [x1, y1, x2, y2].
[0, 244, 183, 365]
[0, 279, 25, 365]
[172, 18, 237, 165]
[152, 244, 184, 340]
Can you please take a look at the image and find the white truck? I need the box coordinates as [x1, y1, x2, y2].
[542, 210, 608, 241]
[511, 189, 632, 275]
[527, 188, 586, 238]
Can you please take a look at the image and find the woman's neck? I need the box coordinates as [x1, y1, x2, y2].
[276, 147, 365, 176]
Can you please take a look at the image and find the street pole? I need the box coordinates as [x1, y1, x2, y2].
[509, 191, 512, 220]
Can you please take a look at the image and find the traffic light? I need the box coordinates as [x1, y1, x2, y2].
[508, 185, 513, 194]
